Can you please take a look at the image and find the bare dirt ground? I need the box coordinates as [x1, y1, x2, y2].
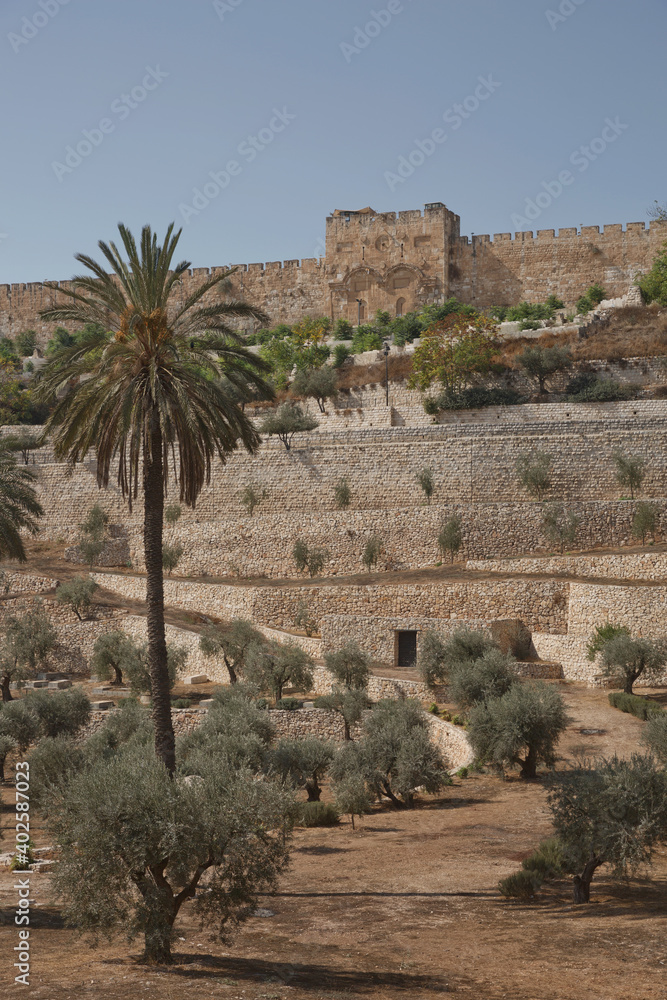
[1, 684, 666, 1000]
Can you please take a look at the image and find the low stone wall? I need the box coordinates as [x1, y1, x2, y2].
[427, 714, 475, 772]
[85, 705, 473, 771]
[468, 553, 667, 582]
[531, 581, 667, 684]
[0, 572, 57, 594]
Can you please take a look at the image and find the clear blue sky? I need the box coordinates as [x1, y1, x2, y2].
[1, 0, 665, 283]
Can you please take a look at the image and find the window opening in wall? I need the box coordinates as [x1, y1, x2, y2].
[396, 298, 405, 317]
[395, 630, 418, 669]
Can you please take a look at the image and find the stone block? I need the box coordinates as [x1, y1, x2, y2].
[184, 674, 209, 685]
[48, 679, 71, 689]
[199, 698, 215, 709]
[91, 700, 114, 711]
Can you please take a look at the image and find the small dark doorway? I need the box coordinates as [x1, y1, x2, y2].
[396, 630, 418, 669]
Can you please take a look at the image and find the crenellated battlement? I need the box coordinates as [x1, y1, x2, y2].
[1, 204, 664, 342]
[455, 220, 667, 246]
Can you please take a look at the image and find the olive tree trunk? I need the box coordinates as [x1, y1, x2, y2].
[1, 673, 13, 702]
[143, 423, 176, 775]
[573, 856, 601, 903]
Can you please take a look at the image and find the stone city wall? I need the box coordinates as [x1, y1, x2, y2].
[3, 209, 665, 341]
[449, 221, 667, 309]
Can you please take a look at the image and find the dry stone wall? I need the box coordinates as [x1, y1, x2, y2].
[532, 581, 667, 684]
[468, 553, 667, 582]
[94, 573, 569, 635]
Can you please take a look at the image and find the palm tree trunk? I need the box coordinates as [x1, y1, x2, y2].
[143, 422, 176, 775]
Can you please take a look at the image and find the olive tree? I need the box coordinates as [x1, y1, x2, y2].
[547, 754, 667, 903]
[612, 450, 645, 499]
[290, 365, 338, 413]
[599, 634, 667, 694]
[437, 515, 462, 562]
[418, 627, 495, 689]
[642, 713, 667, 767]
[239, 483, 267, 516]
[330, 699, 450, 809]
[516, 450, 552, 501]
[324, 641, 371, 690]
[91, 630, 143, 687]
[0, 699, 41, 753]
[55, 576, 98, 621]
[123, 642, 188, 697]
[270, 737, 335, 801]
[516, 345, 571, 394]
[0, 604, 58, 702]
[416, 467, 435, 504]
[541, 503, 580, 553]
[42, 741, 293, 964]
[333, 477, 351, 509]
[314, 688, 370, 741]
[632, 501, 659, 544]
[468, 681, 569, 779]
[448, 648, 518, 712]
[362, 534, 382, 572]
[0, 733, 17, 783]
[199, 618, 266, 685]
[258, 403, 319, 451]
[162, 544, 184, 576]
[78, 504, 109, 569]
[245, 642, 314, 703]
[26, 687, 91, 739]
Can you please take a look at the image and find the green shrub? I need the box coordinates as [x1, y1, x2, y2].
[428, 386, 523, 411]
[297, 801, 340, 827]
[171, 698, 191, 709]
[498, 869, 542, 899]
[332, 344, 352, 368]
[521, 837, 564, 879]
[641, 713, 667, 766]
[334, 477, 352, 509]
[566, 377, 635, 403]
[275, 697, 302, 712]
[519, 319, 541, 331]
[351, 327, 383, 353]
[455, 767, 469, 778]
[608, 691, 663, 720]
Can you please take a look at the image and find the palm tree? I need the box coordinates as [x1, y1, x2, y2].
[0, 442, 43, 561]
[37, 223, 272, 773]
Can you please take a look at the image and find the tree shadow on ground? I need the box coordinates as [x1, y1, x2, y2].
[294, 845, 349, 855]
[498, 875, 667, 921]
[146, 952, 454, 995]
